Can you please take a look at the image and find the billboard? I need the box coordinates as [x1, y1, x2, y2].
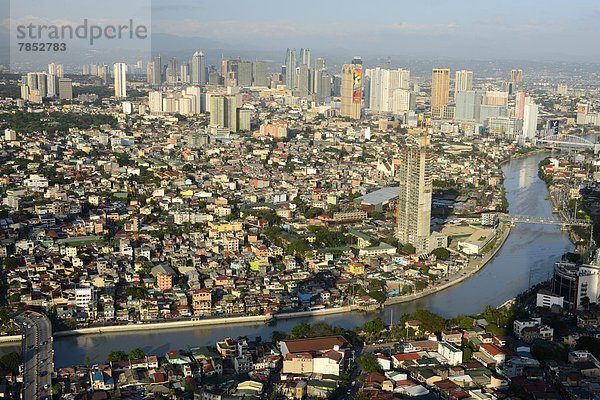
[547, 120, 559, 135]
[352, 68, 362, 103]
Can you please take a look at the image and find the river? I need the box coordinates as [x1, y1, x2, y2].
[1, 152, 574, 367]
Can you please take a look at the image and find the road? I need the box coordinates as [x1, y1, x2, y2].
[15, 311, 53, 400]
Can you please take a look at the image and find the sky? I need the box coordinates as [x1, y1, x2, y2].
[149, 0, 600, 62]
[2, 0, 600, 66]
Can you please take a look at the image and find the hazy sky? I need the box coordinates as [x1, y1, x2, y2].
[150, 0, 600, 61]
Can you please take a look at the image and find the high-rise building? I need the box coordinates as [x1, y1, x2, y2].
[300, 48, 311, 66]
[523, 103, 538, 139]
[46, 74, 58, 97]
[340, 57, 362, 119]
[236, 61, 253, 87]
[147, 59, 160, 85]
[180, 63, 190, 83]
[48, 63, 64, 78]
[454, 70, 473, 98]
[515, 91, 528, 120]
[484, 91, 508, 106]
[296, 64, 310, 97]
[149, 91, 163, 113]
[313, 57, 326, 95]
[166, 58, 178, 83]
[454, 90, 483, 122]
[511, 69, 523, 87]
[431, 68, 450, 118]
[392, 89, 415, 114]
[191, 51, 206, 85]
[209, 94, 237, 132]
[366, 67, 411, 113]
[316, 71, 332, 103]
[113, 63, 127, 98]
[557, 83, 568, 96]
[396, 134, 432, 252]
[58, 78, 72, 100]
[252, 61, 269, 87]
[285, 48, 296, 89]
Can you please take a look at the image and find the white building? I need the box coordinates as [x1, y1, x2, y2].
[75, 286, 95, 312]
[437, 341, 463, 366]
[454, 70, 473, 98]
[113, 63, 128, 99]
[366, 67, 410, 113]
[536, 290, 564, 309]
[522, 103, 538, 139]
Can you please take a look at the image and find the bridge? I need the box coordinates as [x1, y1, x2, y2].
[508, 215, 591, 226]
[536, 134, 600, 154]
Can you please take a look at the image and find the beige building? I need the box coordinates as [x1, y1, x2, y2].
[431, 68, 450, 118]
[340, 57, 362, 119]
[396, 134, 432, 253]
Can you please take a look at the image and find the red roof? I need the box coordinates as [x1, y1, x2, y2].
[393, 353, 421, 362]
[480, 343, 503, 357]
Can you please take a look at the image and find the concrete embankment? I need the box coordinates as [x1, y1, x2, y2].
[0, 307, 360, 343]
[0, 335, 21, 344]
[385, 224, 512, 306]
[54, 314, 269, 337]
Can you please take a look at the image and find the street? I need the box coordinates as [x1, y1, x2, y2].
[15, 311, 53, 400]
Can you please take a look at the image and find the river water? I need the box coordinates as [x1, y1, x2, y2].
[2, 152, 574, 367]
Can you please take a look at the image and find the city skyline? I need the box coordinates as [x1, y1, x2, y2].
[146, 0, 600, 62]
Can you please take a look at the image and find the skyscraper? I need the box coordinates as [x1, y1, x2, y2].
[511, 69, 523, 87]
[113, 63, 127, 98]
[180, 63, 190, 83]
[147, 60, 158, 85]
[285, 48, 296, 89]
[523, 103, 538, 139]
[236, 61, 253, 87]
[316, 71, 332, 103]
[209, 95, 237, 132]
[58, 78, 73, 100]
[515, 91, 528, 120]
[166, 58, 178, 83]
[431, 68, 450, 118]
[300, 48, 311, 66]
[454, 90, 483, 122]
[454, 70, 473, 98]
[296, 64, 310, 97]
[366, 67, 411, 113]
[313, 57, 326, 95]
[253, 61, 269, 87]
[396, 134, 432, 253]
[340, 57, 362, 119]
[48, 63, 64, 78]
[191, 51, 206, 85]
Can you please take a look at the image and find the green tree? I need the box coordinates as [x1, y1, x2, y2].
[368, 291, 386, 304]
[108, 350, 128, 362]
[291, 323, 312, 338]
[2, 256, 19, 270]
[431, 247, 450, 260]
[0, 352, 20, 373]
[400, 243, 416, 255]
[129, 348, 146, 360]
[362, 318, 385, 334]
[575, 337, 600, 359]
[411, 310, 446, 333]
[52, 383, 62, 395]
[357, 353, 382, 373]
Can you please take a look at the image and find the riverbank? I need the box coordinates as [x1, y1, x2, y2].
[385, 223, 512, 306]
[0, 306, 357, 344]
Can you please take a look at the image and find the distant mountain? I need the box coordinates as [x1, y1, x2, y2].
[151, 33, 230, 52]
